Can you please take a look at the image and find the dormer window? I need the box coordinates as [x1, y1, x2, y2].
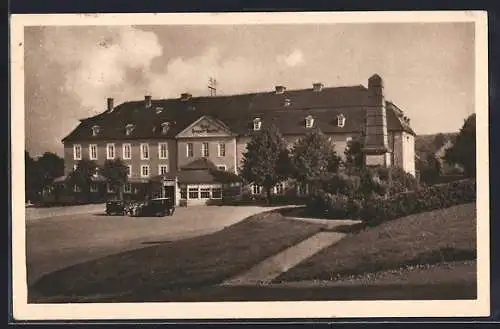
[284, 98, 291, 107]
[161, 122, 170, 134]
[125, 124, 135, 136]
[305, 115, 314, 128]
[91, 125, 100, 136]
[337, 114, 346, 128]
[253, 118, 262, 131]
[155, 107, 163, 114]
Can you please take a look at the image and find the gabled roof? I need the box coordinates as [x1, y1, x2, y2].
[62, 84, 415, 143]
[180, 158, 217, 171]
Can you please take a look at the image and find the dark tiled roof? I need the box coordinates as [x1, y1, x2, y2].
[62, 84, 415, 142]
[150, 168, 240, 185]
[180, 157, 217, 171]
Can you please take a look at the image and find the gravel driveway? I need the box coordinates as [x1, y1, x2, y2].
[26, 205, 278, 286]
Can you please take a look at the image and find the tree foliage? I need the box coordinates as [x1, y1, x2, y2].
[290, 131, 341, 185]
[344, 138, 364, 169]
[101, 158, 129, 200]
[444, 113, 476, 177]
[240, 124, 290, 203]
[69, 159, 98, 201]
[24, 151, 64, 203]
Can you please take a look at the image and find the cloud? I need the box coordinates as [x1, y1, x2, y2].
[277, 49, 305, 67]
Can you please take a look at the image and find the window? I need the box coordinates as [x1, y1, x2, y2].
[90, 183, 98, 193]
[212, 187, 222, 199]
[186, 143, 194, 157]
[126, 165, 132, 178]
[305, 115, 314, 128]
[140, 143, 149, 160]
[125, 124, 135, 136]
[188, 187, 199, 199]
[89, 144, 98, 160]
[73, 144, 82, 160]
[107, 183, 115, 193]
[252, 184, 262, 195]
[274, 182, 285, 195]
[253, 118, 262, 131]
[73, 185, 81, 193]
[124, 183, 132, 194]
[217, 143, 226, 157]
[106, 143, 115, 160]
[200, 187, 211, 199]
[346, 136, 352, 143]
[201, 142, 209, 157]
[180, 186, 187, 199]
[158, 142, 168, 159]
[122, 143, 131, 160]
[91, 125, 100, 136]
[158, 164, 168, 176]
[337, 114, 346, 128]
[141, 165, 150, 178]
[217, 165, 227, 171]
[284, 98, 291, 107]
[161, 122, 170, 134]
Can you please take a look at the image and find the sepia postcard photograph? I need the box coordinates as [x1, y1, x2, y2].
[10, 11, 490, 321]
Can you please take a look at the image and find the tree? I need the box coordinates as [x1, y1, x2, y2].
[344, 138, 364, 170]
[69, 159, 98, 202]
[290, 131, 341, 190]
[25, 151, 39, 203]
[444, 113, 476, 177]
[420, 154, 442, 185]
[101, 158, 128, 200]
[36, 152, 65, 194]
[432, 133, 447, 150]
[240, 124, 290, 204]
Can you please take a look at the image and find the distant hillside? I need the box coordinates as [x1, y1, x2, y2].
[415, 132, 458, 160]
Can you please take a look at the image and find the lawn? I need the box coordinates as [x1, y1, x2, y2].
[275, 202, 477, 283]
[29, 211, 323, 303]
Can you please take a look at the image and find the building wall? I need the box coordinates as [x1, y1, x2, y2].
[177, 137, 238, 173]
[401, 131, 416, 176]
[63, 139, 177, 179]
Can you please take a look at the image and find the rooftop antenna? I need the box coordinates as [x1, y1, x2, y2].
[208, 77, 217, 96]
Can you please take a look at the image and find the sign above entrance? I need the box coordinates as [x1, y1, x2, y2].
[176, 115, 235, 139]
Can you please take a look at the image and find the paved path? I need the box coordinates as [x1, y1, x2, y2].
[26, 205, 286, 286]
[222, 217, 361, 286]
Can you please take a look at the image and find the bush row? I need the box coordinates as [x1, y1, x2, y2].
[307, 179, 476, 226]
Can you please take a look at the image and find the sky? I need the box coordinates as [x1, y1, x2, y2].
[24, 23, 475, 157]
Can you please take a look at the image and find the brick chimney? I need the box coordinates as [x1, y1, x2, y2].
[275, 86, 286, 94]
[180, 93, 192, 101]
[144, 95, 152, 108]
[312, 82, 324, 92]
[107, 98, 114, 112]
[363, 74, 391, 167]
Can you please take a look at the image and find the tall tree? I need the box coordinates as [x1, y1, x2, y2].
[344, 138, 364, 170]
[101, 158, 128, 200]
[25, 151, 39, 203]
[69, 159, 98, 201]
[36, 152, 65, 193]
[290, 131, 340, 189]
[240, 124, 290, 204]
[444, 113, 476, 177]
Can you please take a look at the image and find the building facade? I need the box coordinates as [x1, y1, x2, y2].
[60, 74, 416, 205]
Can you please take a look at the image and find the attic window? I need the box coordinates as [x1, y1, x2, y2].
[253, 118, 262, 131]
[125, 124, 135, 136]
[161, 122, 170, 134]
[305, 115, 314, 128]
[284, 98, 291, 107]
[155, 107, 163, 114]
[337, 114, 346, 128]
[91, 125, 100, 136]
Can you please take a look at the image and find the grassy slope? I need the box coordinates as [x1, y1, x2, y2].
[276, 203, 476, 282]
[29, 212, 323, 302]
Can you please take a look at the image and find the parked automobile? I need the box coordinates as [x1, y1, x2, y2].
[105, 200, 127, 216]
[130, 197, 175, 217]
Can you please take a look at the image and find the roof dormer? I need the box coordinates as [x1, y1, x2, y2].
[284, 98, 291, 107]
[305, 115, 314, 128]
[155, 106, 163, 115]
[337, 114, 346, 128]
[91, 125, 100, 136]
[161, 122, 170, 134]
[125, 123, 135, 136]
[253, 118, 262, 131]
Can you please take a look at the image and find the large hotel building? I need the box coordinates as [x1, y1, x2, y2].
[59, 74, 416, 205]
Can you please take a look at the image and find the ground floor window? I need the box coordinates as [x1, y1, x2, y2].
[180, 186, 187, 199]
[73, 184, 81, 192]
[200, 187, 211, 199]
[212, 187, 222, 199]
[252, 184, 262, 195]
[90, 183, 98, 193]
[124, 183, 132, 193]
[188, 187, 199, 199]
[274, 182, 285, 195]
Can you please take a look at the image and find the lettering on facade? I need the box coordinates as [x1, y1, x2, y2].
[191, 123, 220, 134]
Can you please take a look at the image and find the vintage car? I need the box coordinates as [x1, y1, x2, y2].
[105, 200, 127, 216]
[130, 197, 175, 217]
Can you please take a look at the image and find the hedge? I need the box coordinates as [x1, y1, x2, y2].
[307, 179, 476, 226]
